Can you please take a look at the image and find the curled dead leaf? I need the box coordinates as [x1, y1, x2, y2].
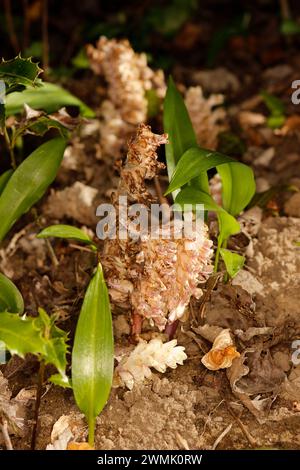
[201, 329, 240, 371]
[67, 442, 94, 450]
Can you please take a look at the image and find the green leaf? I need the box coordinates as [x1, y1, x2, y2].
[37, 224, 97, 250]
[0, 312, 46, 358]
[175, 186, 225, 212]
[0, 273, 24, 314]
[49, 373, 71, 388]
[266, 115, 285, 129]
[0, 137, 67, 243]
[217, 211, 241, 245]
[281, 19, 300, 35]
[146, 89, 161, 119]
[215, 213, 240, 271]
[0, 56, 42, 92]
[220, 248, 245, 278]
[0, 170, 13, 196]
[12, 115, 69, 143]
[163, 77, 209, 194]
[0, 309, 69, 384]
[72, 48, 90, 69]
[72, 263, 114, 446]
[36, 307, 69, 382]
[174, 186, 240, 239]
[166, 147, 236, 195]
[5, 82, 95, 118]
[261, 91, 285, 116]
[217, 162, 256, 216]
[175, 186, 240, 266]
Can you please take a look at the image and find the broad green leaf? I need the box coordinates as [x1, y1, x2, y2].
[37, 224, 97, 250]
[175, 186, 225, 212]
[0, 56, 42, 92]
[218, 211, 240, 244]
[0, 137, 67, 242]
[0, 170, 13, 196]
[163, 77, 208, 193]
[0, 273, 24, 314]
[217, 162, 255, 216]
[166, 147, 236, 195]
[5, 82, 95, 118]
[215, 213, 240, 271]
[72, 263, 114, 446]
[175, 187, 240, 263]
[220, 248, 245, 278]
[0, 312, 46, 358]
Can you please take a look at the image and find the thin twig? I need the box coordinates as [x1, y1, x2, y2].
[32, 209, 59, 267]
[212, 423, 232, 450]
[4, 0, 20, 54]
[42, 0, 49, 75]
[0, 419, 13, 450]
[226, 403, 256, 447]
[69, 243, 95, 253]
[31, 361, 45, 450]
[44, 239, 59, 267]
[22, 0, 30, 50]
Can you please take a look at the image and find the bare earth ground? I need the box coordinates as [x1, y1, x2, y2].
[1, 213, 298, 450]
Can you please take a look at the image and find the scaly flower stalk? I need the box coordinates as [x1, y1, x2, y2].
[185, 86, 226, 150]
[87, 37, 166, 159]
[103, 124, 213, 332]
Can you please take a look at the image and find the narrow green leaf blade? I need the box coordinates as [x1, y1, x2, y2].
[163, 77, 208, 193]
[166, 147, 236, 195]
[220, 248, 245, 278]
[5, 82, 95, 118]
[0, 273, 24, 314]
[0, 137, 67, 242]
[217, 162, 256, 216]
[0, 170, 13, 196]
[72, 263, 114, 441]
[37, 224, 96, 248]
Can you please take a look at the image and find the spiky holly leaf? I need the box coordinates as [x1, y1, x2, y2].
[0, 312, 46, 357]
[0, 309, 70, 386]
[35, 308, 70, 383]
[0, 55, 42, 93]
